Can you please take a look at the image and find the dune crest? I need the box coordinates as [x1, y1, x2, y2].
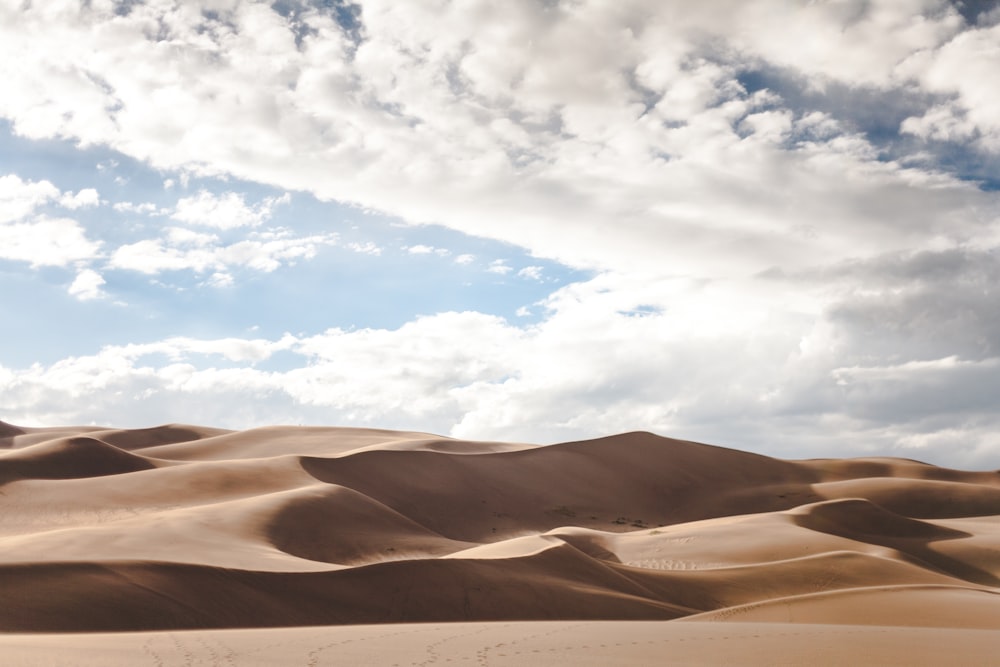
[1, 422, 999, 647]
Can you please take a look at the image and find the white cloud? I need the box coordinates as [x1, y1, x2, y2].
[110, 238, 213, 274]
[172, 190, 290, 229]
[899, 22, 1000, 151]
[406, 244, 451, 257]
[109, 227, 337, 276]
[113, 201, 161, 215]
[4, 279, 1000, 467]
[204, 272, 234, 288]
[728, 0, 963, 87]
[487, 260, 512, 275]
[59, 188, 99, 209]
[455, 254, 475, 265]
[0, 217, 101, 267]
[0, 174, 60, 223]
[0, 174, 102, 267]
[346, 241, 382, 255]
[0, 2, 991, 280]
[67, 268, 106, 301]
[517, 266, 543, 280]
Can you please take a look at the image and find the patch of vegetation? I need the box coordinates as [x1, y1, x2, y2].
[611, 516, 648, 528]
[549, 505, 577, 518]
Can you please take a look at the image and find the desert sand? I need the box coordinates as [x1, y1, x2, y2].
[1, 422, 999, 665]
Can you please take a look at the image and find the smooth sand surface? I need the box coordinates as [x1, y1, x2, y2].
[2, 422, 999, 663]
[2, 622, 999, 666]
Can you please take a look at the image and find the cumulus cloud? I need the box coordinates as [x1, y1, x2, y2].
[0, 217, 101, 267]
[0, 174, 60, 223]
[67, 268, 106, 301]
[0, 174, 103, 267]
[899, 22, 1000, 152]
[0, 0, 989, 278]
[59, 188, 100, 209]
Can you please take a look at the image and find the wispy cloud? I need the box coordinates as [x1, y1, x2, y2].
[518, 266, 543, 281]
[487, 260, 512, 275]
[406, 244, 450, 256]
[109, 227, 338, 276]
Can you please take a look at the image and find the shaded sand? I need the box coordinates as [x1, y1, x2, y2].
[2, 422, 1000, 663]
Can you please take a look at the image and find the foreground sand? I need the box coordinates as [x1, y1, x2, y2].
[3, 621, 1000, 666]
[2, 422, 999, 664]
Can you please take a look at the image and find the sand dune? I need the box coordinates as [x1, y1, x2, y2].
[1, 421, 999, 664]
[0, 436, 161, 484]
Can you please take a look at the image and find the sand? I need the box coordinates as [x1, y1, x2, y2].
[1, 422, 999, 664]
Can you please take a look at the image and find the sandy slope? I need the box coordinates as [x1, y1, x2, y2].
[1, 422, 999, 664]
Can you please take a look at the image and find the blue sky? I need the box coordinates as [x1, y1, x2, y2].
[0, 120, 582, 364]
[2, 0, 1000, 468]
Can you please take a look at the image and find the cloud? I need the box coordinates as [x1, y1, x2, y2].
[68, 268, 106, 301]
[0, 2, 992, 287]
[0, 1, 987, 280]
[346, 241, 382, 255]
[4, 2, 1000, 467]
[172, 190, 290, 229]
[204, 272, 234, 288]
[899, 22, 1000, 152]
[487, 260, 512, 275]
[0, 174, 103, 267]
[0, 217, 101, 267]
[0, 174, 62, 222]
[727, 0, 963, 87]
[5, 270, 1000, 468]
[405, 244, 450, 256]
[113, 201, 161, 215]
[59, 188, 99, 209]
[518, 266, 543, 280]
[109, 226, 338, 276]
[0, 176, 337, 292]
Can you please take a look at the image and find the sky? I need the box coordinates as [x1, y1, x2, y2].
[2, 0, 1000, 468]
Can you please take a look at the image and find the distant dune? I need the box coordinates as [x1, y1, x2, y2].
[1, 422, 999, 665]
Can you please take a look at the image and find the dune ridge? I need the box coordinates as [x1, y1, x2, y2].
[1, 419, 999, 663]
